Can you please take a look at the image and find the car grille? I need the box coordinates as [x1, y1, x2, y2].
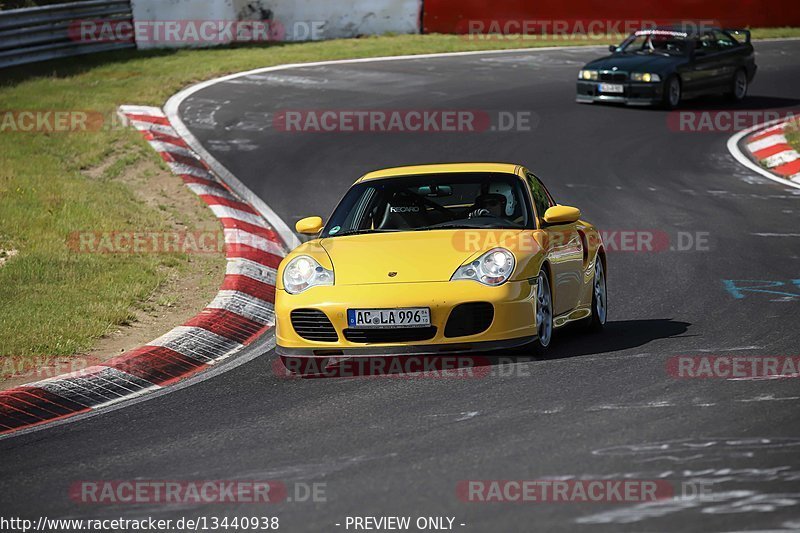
[344, 327, 438, 344]
[599, 72, 627, 82]
[290, 309, 339, 342]
[444, 303, 495, 338]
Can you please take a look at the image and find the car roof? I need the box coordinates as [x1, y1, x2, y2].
[357, 163, 523, 183]
[634, 26, 721, 38]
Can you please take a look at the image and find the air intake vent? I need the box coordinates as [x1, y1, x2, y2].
[344, 327, 437, 344]
[291, 309, 339, 342]
[444, 303, 494, 338]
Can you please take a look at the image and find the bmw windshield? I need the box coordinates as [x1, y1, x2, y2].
[322, 173, 533, 238]
[619, 31, 690, 56]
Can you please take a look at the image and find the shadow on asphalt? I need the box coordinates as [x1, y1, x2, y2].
[543, 318, 693, 360]
[273, 319, 692, 379]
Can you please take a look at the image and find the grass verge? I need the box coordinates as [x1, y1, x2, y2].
[1, 30, 799, 371]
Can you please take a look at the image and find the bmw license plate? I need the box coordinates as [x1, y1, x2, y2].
[348, 308, 431, 329]
[599, 83, 624, 93]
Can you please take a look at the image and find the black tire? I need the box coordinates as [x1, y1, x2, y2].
[662, 75, 682, 109]
[727, 68, 748, 102]
[532, 269, 554, 354]
[583, 256, 608, 332]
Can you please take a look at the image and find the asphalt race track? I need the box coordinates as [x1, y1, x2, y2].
[2, 42, 800, 532]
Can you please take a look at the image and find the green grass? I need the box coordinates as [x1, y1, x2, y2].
[1, 30, 799, 360]
[786, 121, 800, 153]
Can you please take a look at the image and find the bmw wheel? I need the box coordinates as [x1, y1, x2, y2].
[533, 269, 553, 353]
[663, 75, 682, 109]
[728, 69, 748, 101]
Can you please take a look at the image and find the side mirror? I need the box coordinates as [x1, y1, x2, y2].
[608, 44, 617, 53]
[296, 216, 324, 235]
[543, 206, 581, 225]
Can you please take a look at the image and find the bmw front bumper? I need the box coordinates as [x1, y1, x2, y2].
[575, 81, 664, 106]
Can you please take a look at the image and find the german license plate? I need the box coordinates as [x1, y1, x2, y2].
[599, 83, 624, 93]
[347, 308, 431, 329]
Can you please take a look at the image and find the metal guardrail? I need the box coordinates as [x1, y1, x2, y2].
[0, 0, 134, 69]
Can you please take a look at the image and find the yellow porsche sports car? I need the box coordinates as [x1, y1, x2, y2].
[275, 163, 606, 361]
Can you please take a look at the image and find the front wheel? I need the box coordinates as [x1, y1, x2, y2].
[532, 269, 554, 354]
[663, 75, 682, 109]
[728, 69, 748, 101]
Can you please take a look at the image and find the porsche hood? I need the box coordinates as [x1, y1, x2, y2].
[319, 230, 525, 286]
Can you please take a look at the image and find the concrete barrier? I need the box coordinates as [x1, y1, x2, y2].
[130, 0, 421, 49]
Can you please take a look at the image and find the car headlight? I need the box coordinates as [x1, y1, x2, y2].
[452, 248, 516, 286]
[631, 72, 661, 83]
[283, 255, 334, 295]
[579, 70, 598, 81]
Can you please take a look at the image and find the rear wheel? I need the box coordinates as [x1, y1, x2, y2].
[584, 257, 607, 332]
[532, 269, 553, 354]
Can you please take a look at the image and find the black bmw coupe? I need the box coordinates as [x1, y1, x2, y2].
[576, 27, 757, 108]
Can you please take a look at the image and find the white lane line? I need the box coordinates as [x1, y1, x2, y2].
[751, 233, 800, 237]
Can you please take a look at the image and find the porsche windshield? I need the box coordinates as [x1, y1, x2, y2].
[619, 31, 689, 56]
[322, 173, 532, 238]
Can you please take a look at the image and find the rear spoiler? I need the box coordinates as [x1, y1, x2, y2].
[725, 29, 752, 43]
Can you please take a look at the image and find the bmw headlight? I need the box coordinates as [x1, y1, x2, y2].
[579, 70, 598, 81]
[631, 72, 661, 83]
[283, 256, 334, 294]
[452, 248, 516, 286]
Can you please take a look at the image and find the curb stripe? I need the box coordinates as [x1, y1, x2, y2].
[226, 243, 284, 269]
[752, 143, 792, 160]
[185, 308, 268, 345]
[209, 205, 270, 229]
[774, 158, 800, 176]
[226, 258, 278, 286]
[220, 218, 282, 243]
[740, 118, 800, 188]
[200, 195, 259, 214]
[207, 291, 275, 325]
[221, 274, 277, 303]
[1, 105, 285, 437]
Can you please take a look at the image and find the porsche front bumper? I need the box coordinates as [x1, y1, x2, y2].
[275, 279, 538, 357]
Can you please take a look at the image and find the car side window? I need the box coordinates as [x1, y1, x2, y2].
[713, 30, 738, 49]
[697, 32, 720, 54]
[526, 173, 552, 221]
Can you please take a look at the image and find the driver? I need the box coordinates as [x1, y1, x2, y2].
[468, 183, 516, 219]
